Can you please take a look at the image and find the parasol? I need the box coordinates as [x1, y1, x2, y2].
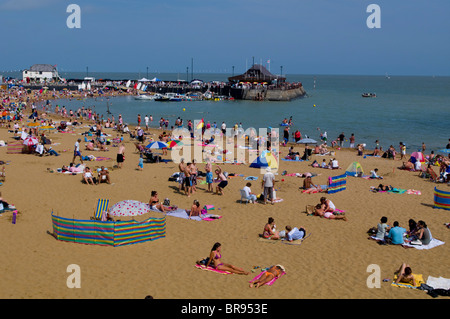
[23, 136, 39, 146]
[296, 138, 317, 145]
[108, 200, 150, 217]
[146, 141, 168, 149]
[167, 140, 183, 149]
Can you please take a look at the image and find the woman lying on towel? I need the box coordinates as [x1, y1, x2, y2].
[206, 242, 249, 275]
[313, 204, 347, 221]
[249, 265, 285, 288]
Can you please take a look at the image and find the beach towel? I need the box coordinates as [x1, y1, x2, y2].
[244, 176, 258, 181]
[249, 269, 286, 286]
[195, 264, 231, 274]
[149, 206, 221, 221]
[426, 276, 450, 290]
[281, 233, 312, 245]
[391, 274, 424, 289]
[281, 158, 304, 162]
[401, 238, 445, 250]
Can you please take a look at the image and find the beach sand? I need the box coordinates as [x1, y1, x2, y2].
[0, 111, 449, 300]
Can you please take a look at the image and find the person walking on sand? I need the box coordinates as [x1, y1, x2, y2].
[262, 167, 275, 205]
[117, 143, 125, 168]
[72, 138, 83, 164]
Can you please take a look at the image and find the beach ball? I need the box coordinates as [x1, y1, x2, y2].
[313, 104, 316, 107]
[183, 108, 185, 111]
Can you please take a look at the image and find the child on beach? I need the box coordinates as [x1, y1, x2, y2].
[137, 154, 144, 171]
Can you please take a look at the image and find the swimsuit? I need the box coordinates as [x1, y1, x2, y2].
[214, 252, 223, 268]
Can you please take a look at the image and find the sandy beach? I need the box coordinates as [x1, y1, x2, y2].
[0, 99, 449, 300]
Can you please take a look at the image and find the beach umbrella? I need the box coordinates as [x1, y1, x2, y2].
[249, 151, 278, 169]
[39, 125, 56, 131]
[23, 136, 39, 146]
[27, 122, 41, 127]
[296, 138, 317, 145]
[146, 141, 168, 149]
[437, 149, 450, 154]
[108, 200, 150, 217]
[167, 140, 183, 149]
[411, 151, 425, 162]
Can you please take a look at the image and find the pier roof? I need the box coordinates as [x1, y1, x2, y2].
[228, 64, 285, 83]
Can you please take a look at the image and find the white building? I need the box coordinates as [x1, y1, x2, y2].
[22, 64, 62, 82]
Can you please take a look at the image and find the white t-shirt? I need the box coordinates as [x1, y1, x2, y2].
[263, 172, 275, 187]
[331, 160, 339, 168]
[243, 186, 251, 197]
[415, 161, 421, 171]
[74, 141, 80, 152]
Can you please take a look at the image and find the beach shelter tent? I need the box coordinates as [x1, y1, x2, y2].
[345, 161, 364, 177]
[434, 187, 450, 210]
[437, 149, 450, 154]
[249, 151, 278, 169]
[150, 77, 162, 82]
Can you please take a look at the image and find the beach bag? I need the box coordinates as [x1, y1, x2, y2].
[306, 205, 314, 215]
[163, 198, 170, 206]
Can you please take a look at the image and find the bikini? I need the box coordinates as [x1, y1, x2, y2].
[214, 251, 223, 268]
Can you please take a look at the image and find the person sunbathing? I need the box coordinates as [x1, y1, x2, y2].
[313, 204, 347, 221]
[83, 167, 95, 185]
[262, 217, 280, 240]
[394, 263, 416, 286]
[249, 265, 284, 288]
[85, 141, 95, 151]
[302, 176, 322, 193]
[97, 166, 111, 184]
[149, 190, 170, 213]
[188, 200, 203, 219]
[206, 242, 249, 275]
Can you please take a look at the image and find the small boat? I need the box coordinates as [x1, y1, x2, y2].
[134, 94, 155, 100]
[362, 93, 376, 98]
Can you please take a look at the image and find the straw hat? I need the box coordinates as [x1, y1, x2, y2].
[276, 264, 285, 272]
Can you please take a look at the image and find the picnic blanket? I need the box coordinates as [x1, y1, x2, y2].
[195, 264, 231, 274]
[402, 238, 445, 250]
[369, 236, 444, 250]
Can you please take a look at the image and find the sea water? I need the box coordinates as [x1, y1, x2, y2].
[46, 73, 450, 153]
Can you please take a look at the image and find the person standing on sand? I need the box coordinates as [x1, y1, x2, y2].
[72, 138, 83, 164]
[117, 143, 125, 168]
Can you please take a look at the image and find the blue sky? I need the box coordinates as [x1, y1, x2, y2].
[1, 0, 449, 76]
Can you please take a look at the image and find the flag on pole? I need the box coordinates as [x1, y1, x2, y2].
[196, 118, 204, 130]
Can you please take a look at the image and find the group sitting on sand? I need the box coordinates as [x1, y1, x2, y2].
[261, 217, 308, 241]
[371, 216, 432, 246]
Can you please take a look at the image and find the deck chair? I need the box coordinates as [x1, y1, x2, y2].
[240, 189, 250, 204]
[0, 166, 6, 182]
[429, 168, 438, 182]
[91, 199, 109, 220]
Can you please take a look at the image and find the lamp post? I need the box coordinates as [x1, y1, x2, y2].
[146, 67, 149, 79]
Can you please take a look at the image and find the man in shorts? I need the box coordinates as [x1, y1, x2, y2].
[72, 138, 83, 164]
[262, 167, 275, 205]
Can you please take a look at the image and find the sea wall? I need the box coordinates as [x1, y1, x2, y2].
[241, 86, 306, 101]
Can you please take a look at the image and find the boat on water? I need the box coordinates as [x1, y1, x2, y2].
[134, 94, 156, 100]
[362, 93, 376, 98]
